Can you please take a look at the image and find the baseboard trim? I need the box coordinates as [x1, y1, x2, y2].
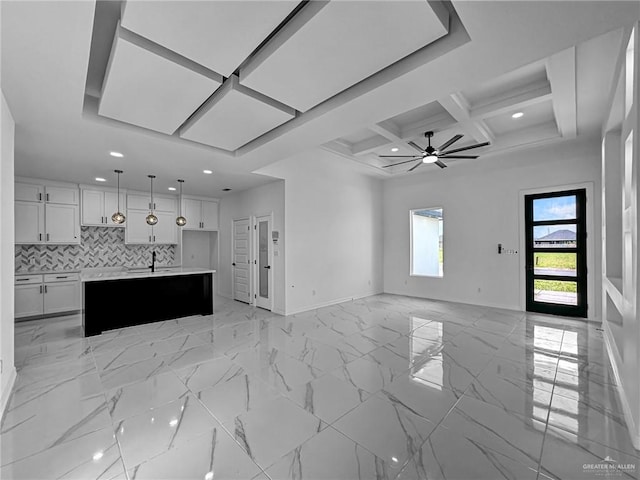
[1, 366, 17, 421]
[603, 323, 640, 450]
[285, 291, 383, 316]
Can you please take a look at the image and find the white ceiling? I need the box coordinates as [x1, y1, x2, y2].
[1, 1, 637, 195]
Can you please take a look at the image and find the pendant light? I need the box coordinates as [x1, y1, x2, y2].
[176, 179, 187, 227]
[146, 175, 158, 225]
[111, 169, 125, 224]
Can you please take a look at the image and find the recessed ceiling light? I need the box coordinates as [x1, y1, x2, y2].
[222, 188, 232, 192]
[512, 112, 524, 119]
[95, 177, 106, 182]
[391, 147, 399, 152]
[109, 151, 123, 158]
[168, 187, 176, 191]
[203, 169, 212, 174]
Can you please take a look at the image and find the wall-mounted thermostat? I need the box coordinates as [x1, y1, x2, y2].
[272, 231, 279, 244]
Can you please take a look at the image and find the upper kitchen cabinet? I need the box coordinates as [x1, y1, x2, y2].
[125, 192, 178, 244]
[15, 180, 80, 245]
[81, 188, 126, 226]
[182, 197, 219, 231]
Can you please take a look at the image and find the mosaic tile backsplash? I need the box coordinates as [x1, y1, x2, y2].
[15, 227, 176, 272]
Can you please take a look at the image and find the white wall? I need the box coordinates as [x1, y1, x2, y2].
[383, 138, 602, 318]
[259, 148, 384, 315]
[182, 230, 212, 268]
[1, 91, 16, 415]
[219, 180, 286, 313]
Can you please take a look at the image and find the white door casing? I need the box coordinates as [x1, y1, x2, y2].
[254, 214, 273, 311]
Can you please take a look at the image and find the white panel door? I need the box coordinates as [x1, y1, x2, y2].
[125, 210, 152, 244]
[44, 282, 80, 314]
[183, 198, 202, 230]
[152, 211, 178, 244]
[15, 201, 44, 244]
[82, 189, 105, 225]
[45, 204, 79, 244]
[15, 183, 43, 202]
[233, 218, 251, 303]
[15, 284, 44, 318]
[201, 200, 218, 231]
[255, 215, 272, 310]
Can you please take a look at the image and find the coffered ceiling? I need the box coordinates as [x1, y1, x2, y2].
[1, 1, 637, 195]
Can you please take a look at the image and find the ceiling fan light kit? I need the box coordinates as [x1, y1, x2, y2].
[380, 131, 489, 172]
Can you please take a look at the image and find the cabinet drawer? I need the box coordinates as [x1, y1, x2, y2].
[44, 273, 79, 283]
[15, 274, 44, 285]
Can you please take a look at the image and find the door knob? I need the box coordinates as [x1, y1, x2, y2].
[232, 263, 236, 266]
[264, 265, 271, 269]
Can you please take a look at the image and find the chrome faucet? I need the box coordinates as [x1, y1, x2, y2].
[149, 250, 156, 273]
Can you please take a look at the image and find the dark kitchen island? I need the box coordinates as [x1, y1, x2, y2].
[81, 267, 215, 337]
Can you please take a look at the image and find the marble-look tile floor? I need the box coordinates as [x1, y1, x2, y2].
[2, 295, 638, 479]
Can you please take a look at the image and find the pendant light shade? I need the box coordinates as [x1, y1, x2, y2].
[111, 169, 126, 224]
[176, 179, 187, 227]
[146, 175, 158, 226]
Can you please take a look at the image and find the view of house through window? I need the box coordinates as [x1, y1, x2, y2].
[410, 207, 443, 277]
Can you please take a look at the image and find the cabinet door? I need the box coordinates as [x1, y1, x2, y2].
[15, 183, 43, 202]
[152, 211, 178, 244]
[104, 192, 126, 226]
[125, 210, 152, 244]
[45, 186, 78, 205]
[44, 282, 80, 314]
[183, 199, 202, 230]
[127, 194, 151, 211]
[81, 189, 105, 225]
[45, 204, 80, 244]
[154, 196, 177, 213]
[15, 201, 44, 244]
[201, 201, 218, 231]
[15, 284, 44, 318]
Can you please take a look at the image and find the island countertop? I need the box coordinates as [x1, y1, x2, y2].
[81, 267, 216, 282]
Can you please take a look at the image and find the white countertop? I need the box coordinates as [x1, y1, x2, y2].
[81, 267, 216, 282]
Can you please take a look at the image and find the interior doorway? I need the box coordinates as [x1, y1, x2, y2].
[232, 218, 251, 304]
[525, 189, 587, 317]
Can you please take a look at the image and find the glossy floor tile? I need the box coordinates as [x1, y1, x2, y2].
[4, 295, 637, 479]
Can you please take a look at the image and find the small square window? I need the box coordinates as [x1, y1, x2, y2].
[410, 207, 443, 277]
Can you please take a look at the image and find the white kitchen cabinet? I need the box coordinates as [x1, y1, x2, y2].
[15, 183, 44, 202]
[15, 273, 80, 319]
[127, 194, 176, 213]
[45, 204, 80, 244]
[125, 210, 177, 244]
[15, 180, 80, 245]
[182, 198, 219, 231]
[43, 281, 80, 314]
[15, 284, 44, 318]
[82, 189, 125, 226]
[45, 185, 78, 205]
[15, 201, 45, 243]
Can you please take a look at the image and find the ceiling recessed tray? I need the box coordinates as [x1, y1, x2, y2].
[98, 24, 222, 135]
[240, 0, 449, 112]
[180, 75, 295, 151]
[120, 0, 300, 77]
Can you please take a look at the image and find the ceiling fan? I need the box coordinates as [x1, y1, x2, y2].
[380, 131, 489, 171]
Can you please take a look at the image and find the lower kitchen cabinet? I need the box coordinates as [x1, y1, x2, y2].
[15, 273, 80, 319]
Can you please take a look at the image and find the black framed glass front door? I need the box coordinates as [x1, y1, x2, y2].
[525, 189, 587, 317]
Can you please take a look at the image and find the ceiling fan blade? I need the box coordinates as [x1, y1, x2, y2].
[441, 141, 490, 155]
[378, 155, 422, 158]
[437, 134, 463, 152]
[439, 155, 479, 159]
[381, 158, 423, 168]
[408, 161, 423, 172]
[407, 141, 424, 153]
[434, 160, 447, 169]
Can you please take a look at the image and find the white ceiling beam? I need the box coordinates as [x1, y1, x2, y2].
[400, 113, 458, 139]
[438, 93, 494, 143]
[370, 121, 404, 143]
[546, 47, 577, 139]
[470, 81, 552, 119]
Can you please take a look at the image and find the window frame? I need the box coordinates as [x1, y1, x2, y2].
[409, 206, 444, 278]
